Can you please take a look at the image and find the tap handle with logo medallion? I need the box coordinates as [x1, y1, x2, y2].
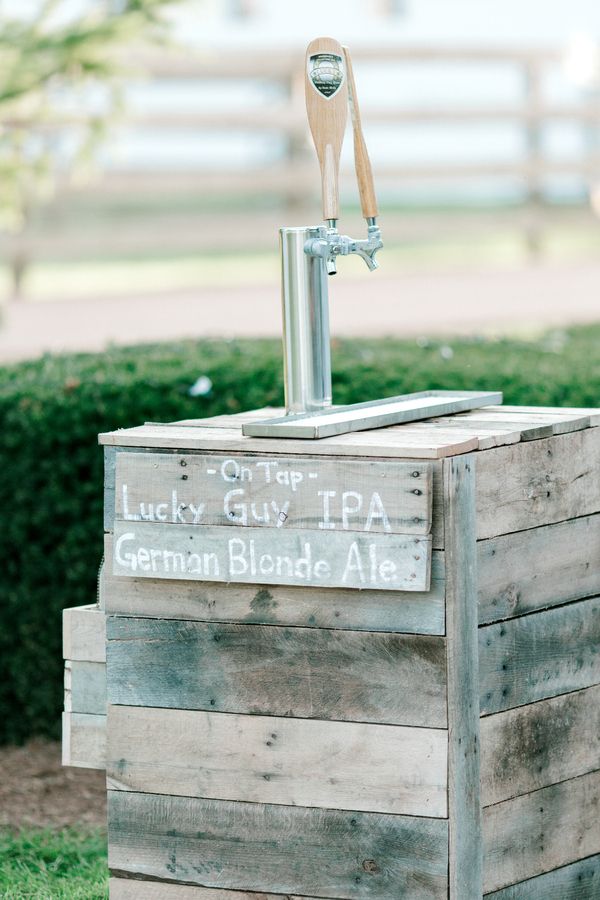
[305, 36, 348, 224]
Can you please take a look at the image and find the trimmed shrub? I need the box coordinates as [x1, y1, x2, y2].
[0, 327, 598, 744]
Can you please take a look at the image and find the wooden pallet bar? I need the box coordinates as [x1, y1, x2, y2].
[61, 404, 600, 897]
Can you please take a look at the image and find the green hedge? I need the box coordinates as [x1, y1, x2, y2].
[0, 327, 598, 744]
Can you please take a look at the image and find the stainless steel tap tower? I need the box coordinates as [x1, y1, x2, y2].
[280, 38, 382, 416]
[244, 38, 500, 439]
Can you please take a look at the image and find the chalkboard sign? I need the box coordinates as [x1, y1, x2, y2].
[112, 452, 433, 591]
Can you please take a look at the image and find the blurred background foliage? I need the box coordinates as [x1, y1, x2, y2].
[0, 0, 177, 294]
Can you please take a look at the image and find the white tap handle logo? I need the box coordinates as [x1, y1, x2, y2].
[308, 52, 345, 99]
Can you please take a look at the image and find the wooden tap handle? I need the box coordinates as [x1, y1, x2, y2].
[305, 37, 348, 221]
[343, 45, 378, 220]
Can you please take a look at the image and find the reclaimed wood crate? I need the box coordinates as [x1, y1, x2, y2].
[64, 404, 600, 899]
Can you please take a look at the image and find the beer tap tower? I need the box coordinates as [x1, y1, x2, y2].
[244, 37, 500, 439]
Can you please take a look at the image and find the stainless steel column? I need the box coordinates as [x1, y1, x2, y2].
[280, 226, 332, 415]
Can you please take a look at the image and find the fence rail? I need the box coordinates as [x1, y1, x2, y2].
[5, 44, 600, 290]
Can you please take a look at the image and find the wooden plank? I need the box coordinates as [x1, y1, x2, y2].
[478, 513, 600, 625]
[106, 616, 447, 727]
[461, 407, 587, 423]
[110, 880, 318, 900]
[105, 448, 445, 548]
[104, 445, 118, 532]
[67, 660, 106, 715]
[62, 711, 106, 770]
[139, 406, 600, 432]
[103, 533, 445, 634]
[498, 405, 600, 426]
[63, 605, 106, 662]
[99, 422, 478, 459]
[63, 661, 72, 712]
[106, 705, 448, 817]
[390, 418, 521, 450]
[111, 521, 432, 592]
[484, 854, 600, 899]
[104, 446, 444, 549]
[455, 408, 591, 437]
[454, 420, 550, 444]
[479, 595, 600, 715]
[173, 408, 283, 428]
[98, 557, 107, 610]
[482, 770, 600, 893]
[108, 791, 449, 900]
[476, 428, 600, 539]
[426, 417, 524, 445]
[481, 684, 600, 806]
[113, 452, 433, 535]
[443, 454, 483, 899]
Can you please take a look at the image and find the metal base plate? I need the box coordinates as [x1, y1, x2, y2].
[242, 390, 503, 439]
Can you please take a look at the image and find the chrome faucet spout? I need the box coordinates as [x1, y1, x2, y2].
[303, 222, 383, 273]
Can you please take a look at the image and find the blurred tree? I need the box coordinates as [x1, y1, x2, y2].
[0, 0, 178, 297]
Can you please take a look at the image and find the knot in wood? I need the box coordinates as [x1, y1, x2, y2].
[362, 859, 380, 874]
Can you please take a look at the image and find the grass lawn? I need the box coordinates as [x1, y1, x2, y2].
[0, 828, 107, 899]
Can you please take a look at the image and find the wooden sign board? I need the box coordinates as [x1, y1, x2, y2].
[112, 452, 433, 591]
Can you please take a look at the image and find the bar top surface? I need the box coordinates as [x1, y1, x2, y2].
[98, 405, 600, 460]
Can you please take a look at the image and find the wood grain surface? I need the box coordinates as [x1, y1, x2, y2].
[62, 711, 106, 770]
[484, 854, 600, 899]
[443, 454, 483, 900]
[108, 791, 449, 900]
[102, 534, 446, 635]
[111, 521, 432, 592]
[305, 36, 348, 220]
[479, 595, 600, 715]
[109, 881, 320, 900]
[343, 45, 378, 219]
[478, 513, 600, 624]
[63, 605, 106, 662]
[106, 616, 447, 727]
[113, 452, 432, 534]
[104, 448, 444, 548]
[481, 684, 600, 806]
[66, 661, 106, 716]
[106, 705, 448, 817]
[476, 428, 600, 539]
[99, 422, 479, 459]
[482, 770, 600, 893]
